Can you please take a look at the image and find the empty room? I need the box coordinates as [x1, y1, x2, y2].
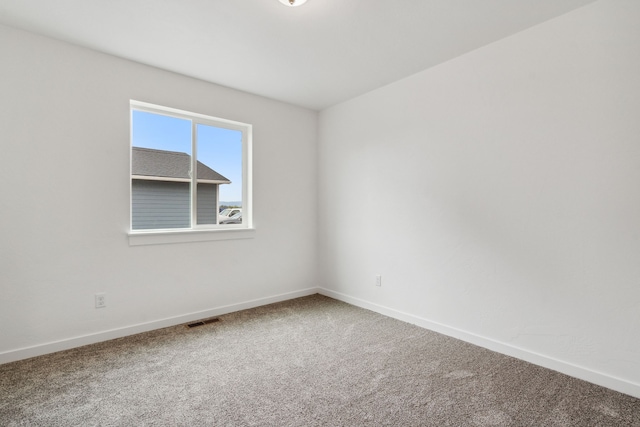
[1, 0, 639, 425]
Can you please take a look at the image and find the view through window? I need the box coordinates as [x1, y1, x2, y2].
[130, 102, 250, 231]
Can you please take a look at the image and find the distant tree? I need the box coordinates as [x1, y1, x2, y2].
[219, 204, 241, 212]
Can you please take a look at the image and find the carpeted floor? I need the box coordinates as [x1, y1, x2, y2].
[1, 294, 639, 426]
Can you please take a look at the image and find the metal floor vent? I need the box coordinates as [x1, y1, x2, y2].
[186, 317, 220, 328]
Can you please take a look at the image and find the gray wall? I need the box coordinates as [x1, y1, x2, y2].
[196, 183, 218, 225]
[131, 181, 218, 229]
[131, 180, 190, 230]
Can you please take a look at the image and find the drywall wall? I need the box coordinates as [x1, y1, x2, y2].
[318, 0, 640, 397]
[0, 24, 318, 361]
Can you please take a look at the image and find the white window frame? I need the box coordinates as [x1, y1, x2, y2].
[128, 100, 254, 246]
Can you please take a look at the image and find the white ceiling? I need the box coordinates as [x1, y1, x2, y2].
[0, 0, 597, 110]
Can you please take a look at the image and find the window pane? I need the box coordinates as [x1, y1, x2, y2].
[196, 124, 243, 225]
[131, 110, 192, 230]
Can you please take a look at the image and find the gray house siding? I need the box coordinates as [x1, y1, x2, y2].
[132, 180, 190, 229]
[196, 183, 218, 225]
[131, 147, 229, 230]
[132, 180, 219, 229]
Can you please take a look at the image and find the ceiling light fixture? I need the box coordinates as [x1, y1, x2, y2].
[278, 0, 308, 6]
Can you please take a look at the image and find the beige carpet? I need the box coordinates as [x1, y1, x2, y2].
[1, 294, 639, 426]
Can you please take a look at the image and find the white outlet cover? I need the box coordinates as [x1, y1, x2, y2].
[95, 293, 106, 308]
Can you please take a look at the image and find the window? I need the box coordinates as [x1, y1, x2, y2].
[129, 101, 252, 241]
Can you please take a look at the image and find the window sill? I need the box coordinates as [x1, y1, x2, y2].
[128, 227, 255, 246]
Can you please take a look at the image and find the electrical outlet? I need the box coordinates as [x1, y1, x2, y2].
[95, 293, 106, 308]
[375, 275, 382, 287]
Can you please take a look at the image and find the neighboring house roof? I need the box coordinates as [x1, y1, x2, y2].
[132, 147, 231, 184]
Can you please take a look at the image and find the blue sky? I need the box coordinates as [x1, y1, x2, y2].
[132, 110, 243, 202]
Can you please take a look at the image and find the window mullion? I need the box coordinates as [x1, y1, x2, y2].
[191, 120, 197, 228]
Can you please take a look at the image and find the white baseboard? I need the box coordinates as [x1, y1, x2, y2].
[4, 286, 639, 399]
[0, 287, 320, 365]
[318, 287, 640, 399]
